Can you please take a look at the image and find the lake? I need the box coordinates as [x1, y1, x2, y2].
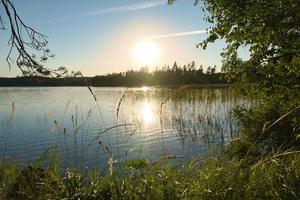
[0, 87, 245, 171]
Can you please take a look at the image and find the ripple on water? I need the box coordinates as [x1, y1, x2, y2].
[0, 87, 243, 170]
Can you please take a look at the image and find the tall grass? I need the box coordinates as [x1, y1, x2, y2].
[3, 86, 298, 199]
[0, 153, 299, 199]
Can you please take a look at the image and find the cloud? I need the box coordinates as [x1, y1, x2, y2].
[81, 0, 166, 16]
[41, 0, 166, 24]
[147, 29, 207, 40]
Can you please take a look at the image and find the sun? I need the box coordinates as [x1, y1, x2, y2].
[133, 40, 159, 66]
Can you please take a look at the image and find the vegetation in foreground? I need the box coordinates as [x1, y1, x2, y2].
[0, 153, 300, 199]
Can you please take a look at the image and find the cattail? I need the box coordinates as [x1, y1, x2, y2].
[64, 99, 71, 113]
[10, 102, 16, 119]
[105, 145, 110, 153]
[116, 94, 125, 117]
[51, 121, 59, 134]
[86, 107, 94, 119]
[62, 128, 67, 135]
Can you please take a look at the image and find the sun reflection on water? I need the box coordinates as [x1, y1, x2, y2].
[141, 100, 154, 124]
[141, 86, 149, 92]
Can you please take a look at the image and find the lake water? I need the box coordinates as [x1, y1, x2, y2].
[0, 87, 244, 171]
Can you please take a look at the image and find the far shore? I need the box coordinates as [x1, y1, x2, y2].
[0, 77, 228, 88]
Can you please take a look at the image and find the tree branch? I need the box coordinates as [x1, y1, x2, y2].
[1, 0, 68, 77]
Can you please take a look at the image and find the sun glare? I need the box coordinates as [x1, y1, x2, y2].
[141, 101, 154, 124]
[141, 86, 149, 91]
[133, 40, 159, 66]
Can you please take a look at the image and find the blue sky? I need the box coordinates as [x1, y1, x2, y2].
[0, 0, 230, 77]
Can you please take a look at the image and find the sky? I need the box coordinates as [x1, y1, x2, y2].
[0, 0, 231, 77]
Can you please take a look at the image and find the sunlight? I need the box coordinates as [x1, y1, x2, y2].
[141, 101, 154, 124]
[141, 86, 149, 91]
[133, 40, 159, 66]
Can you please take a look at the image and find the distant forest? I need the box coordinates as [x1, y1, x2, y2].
[0, 62, 227, 87]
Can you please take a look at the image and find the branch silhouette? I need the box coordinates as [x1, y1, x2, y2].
[1, 0, 69, 77]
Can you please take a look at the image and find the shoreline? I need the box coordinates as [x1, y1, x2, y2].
[0, 83, 230, 88]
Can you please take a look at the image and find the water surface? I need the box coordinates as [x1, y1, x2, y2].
[0, 87, 244, 171]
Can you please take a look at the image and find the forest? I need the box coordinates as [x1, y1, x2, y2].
[0, 62, 226, 86]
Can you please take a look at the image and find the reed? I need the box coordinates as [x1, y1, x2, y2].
[0, 151, 299, 199]
[5, 86, 298, 200]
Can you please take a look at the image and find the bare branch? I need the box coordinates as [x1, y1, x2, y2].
[0, 0, 66, 77]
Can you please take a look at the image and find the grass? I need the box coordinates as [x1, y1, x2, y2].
[1, 86, 299, 199]
[0, 153, 299, 199]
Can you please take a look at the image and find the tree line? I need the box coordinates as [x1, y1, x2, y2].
[0, 62, 226, 87]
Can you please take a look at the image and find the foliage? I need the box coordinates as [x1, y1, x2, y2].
[169, 0, 300, 158]
[0, 162, 18, 190]
[91, 62, 222, 86]
[7, 166, 64, 200]
[124, 158, 149, 169]
[0, 62, 226, 87]
[170, 1, 300, 198]
[227, 98, 300, 160]
[0, 155, 299, 199]
[169, 0, 300, 94]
